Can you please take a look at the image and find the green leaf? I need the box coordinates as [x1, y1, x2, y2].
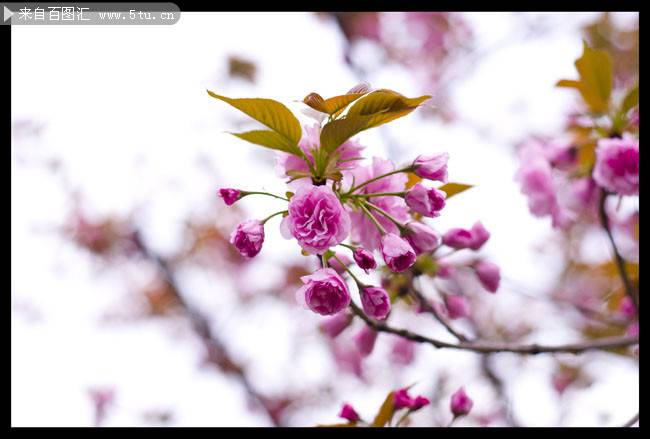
[371, 391, 395, 427]
[230, 130, 300, 155]
[207, 90, 302, 145]
[439, 182, 473, 198]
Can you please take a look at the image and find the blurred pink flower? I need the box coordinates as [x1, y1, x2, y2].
[593, 136, 639, 196]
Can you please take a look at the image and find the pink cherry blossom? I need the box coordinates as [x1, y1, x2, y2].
[338, 403, 360, 422]
[380, 233, 417, 273]
[360, 286, 391, 320]
[353, 247, 377, 273]
[320, 312, 353, 338]
[593, 136, 639, 196]
[474, 260, 500, 293]
[405, 183, 446, 217]
[391, 337, 416, 365]
[450, 387, 473, 417]
[218, 188, 241, 206]
[412, 153, 449, 182]
[445, 295, 470, 319]
[297, 268, 351, 316]
[229, 219, 265, 258]
[285, 185, 351, 254]
[405, 222, 441, 254]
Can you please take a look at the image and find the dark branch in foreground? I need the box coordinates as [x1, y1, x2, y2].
[598, 190, 639, 314]
[349, 301, 639, 355]
[622, 413, 639, 427]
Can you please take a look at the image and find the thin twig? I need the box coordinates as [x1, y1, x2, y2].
[598, 190, 639, 314]
[410, 284, 470, 342]
[349, 301, 638, 355]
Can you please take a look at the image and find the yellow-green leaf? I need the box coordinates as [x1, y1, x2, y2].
[439, 182, 473, 198]
[371, 391, 395, 427]
[320, 117, 369, 153]
[574, 43, 613, 113]
[207, 91, 302, 145]
[347, 89, 431, 119]
[230, 130, 300, 155]
[303, 92, 366, 116]
[556, 79, 582, 89]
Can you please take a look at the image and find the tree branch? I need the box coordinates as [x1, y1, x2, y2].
[598, 189, 639, 314]
[349, 301, 638, 355]
[622, 412, 639, 427]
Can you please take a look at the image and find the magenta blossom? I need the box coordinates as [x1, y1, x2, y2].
[354, 326, 378, 357]
[218, 188, 241, 206]
[474, 260, 500, 293]
[349, 157, 409, 251]
[405, 183, 446, 217]
[469, 221, 490, 250]
[442, 228, 474, 249]
[445, 295, 469, 319]
[353, 247, 377, 273]
[593, 136, 639, 196]
[360, 286, 391, 320]
[412, 396, 430, 410]
[412, 153, 449, 182]
[296, 268, 351, 316]
[320, 312, 353, 338]
[436, 260, 456, 278]
[380, 233, 417, 272]
[394, 388, 414, 410]
[619, 296, 636, 319]
[338, 403, 360, 423]
[405, 222, 441, 255]
[284, 185, 351, 254]
[229, 219, 265, 258]
[450, 387, 473, 417]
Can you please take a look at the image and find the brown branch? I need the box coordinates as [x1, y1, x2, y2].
[132, 231, 286, 427]
[598, 189, 639, 314]
[622, 412, 639, 427]
[349, 301, 638, 355]
[409, 285, 470, 342]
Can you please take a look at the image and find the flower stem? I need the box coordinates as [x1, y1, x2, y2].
[243, 191, 289, 202]
[355, 191, 406, 198]
[261, 210, 287, 225]
[363, 201, 407, 233]
[347, 167, 411, 194]
[339, 242, 357, 251]
[333, 254, 365, 288]
[358, 202, 388, 235]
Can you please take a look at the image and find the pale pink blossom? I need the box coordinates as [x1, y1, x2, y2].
[229, 219, 265, 258]
[297, 268, 351, 316]
[474, 260, 500, 293]
[593, 136, 639, 196]
[360, 286, 391, 320]
[380, 233, 417, 272]
[405, 222, 441, 254]
[405, 183, 446, 217]
[412, 153, 449, 182]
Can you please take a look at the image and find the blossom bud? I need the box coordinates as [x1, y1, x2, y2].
[442, 228, 474, 249]
[405, 222, 441, 255]
[394, 388, 414, 410]
[412, 395, 430, 410]
[218, 188, 242, 206]
[405, 183, 446, 217]
[338, 403, 360, 423]
[412, 153, 449, 183]
[353, 247, 377, 273]
[354, 326, 378, 357]
[474, 260, 500, 293]
[445, 295, 470, 319]
[469, 221, 490, 250]
[360, 286, 391, 320]
[229, 219, 265, 258]
[380, 233, 416, 273]
[450, 387, 473, 417]
[391, 338, 415, 365]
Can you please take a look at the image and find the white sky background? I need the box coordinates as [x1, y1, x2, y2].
[11, 12, 639, 427]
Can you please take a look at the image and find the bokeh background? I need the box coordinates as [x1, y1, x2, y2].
[11, 11, 639, 427]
